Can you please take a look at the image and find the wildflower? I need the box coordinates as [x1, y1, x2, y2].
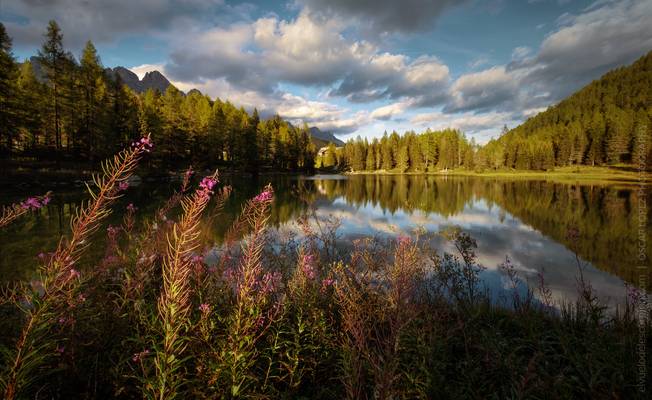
[261, 271, 282, 295]
[191, 255, 204, 265]
[301, 254, 317, 280]
[132, 135, 154, 152]
[322, 278, 334, 288]
[107, 225, 120, 237]
[69, 269, 80, 279]
[198, 176, 218, 198]
[56, 346, 65, 355]
[253, 189, 273, 203]
[21, 197, 43, 210]
[397, 235, 411, 246]
[199, 303, 211, 314]
[118, 181, 130, 191]
[78, 294, 86, 303]
[199, 176, 217, 191]
[126, 203, 137, 213]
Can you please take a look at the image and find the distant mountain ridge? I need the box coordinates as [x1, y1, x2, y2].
[309, 127, 345, 147]
[105, 66, 172, 93]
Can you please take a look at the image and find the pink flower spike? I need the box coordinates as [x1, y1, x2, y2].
[253, 190, 273, 203]
[21, 197, 42, 210]
[118, 181, 129, 191]
[199, 177, 217, 191]
[199, 303, 211, 314]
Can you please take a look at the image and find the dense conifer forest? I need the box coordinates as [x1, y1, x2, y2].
[0, 21, 315, 172]
[333, 52, 652, 172]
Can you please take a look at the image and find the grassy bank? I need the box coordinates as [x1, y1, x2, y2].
[345, 165, 652, 184]
[1, 142, 649, 399]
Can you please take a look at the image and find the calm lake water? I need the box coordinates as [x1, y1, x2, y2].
[1, 174, 650, 309]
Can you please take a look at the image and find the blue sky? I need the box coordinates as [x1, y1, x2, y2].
[2, 0, 651, 143]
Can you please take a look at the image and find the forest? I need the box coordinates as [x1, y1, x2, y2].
[320, 129, 476, 172]
[1, 20, 651, 175]
[334, 52, 652, 173]
[0, 21, 315, 172]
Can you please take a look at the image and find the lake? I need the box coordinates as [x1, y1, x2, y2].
[1, 174, 650, 309]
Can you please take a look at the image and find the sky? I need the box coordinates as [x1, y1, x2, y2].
[2, 0, 651, 143]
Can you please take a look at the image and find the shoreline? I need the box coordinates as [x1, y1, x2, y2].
[341, 166, 652, 184]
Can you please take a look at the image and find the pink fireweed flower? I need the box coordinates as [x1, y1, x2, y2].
[253, 190, 273, 203]
[198, 176, 218, 198]
[132, 135, 154, 152]
[397, 235, 411, 246]
[301, 254, 317, 280]
[260, 271, 282, 295]
[199, 303, 211, 314]
[21, 197, 43, 210]
[107, 225, 120, 237]
[322, 278, 334, 288]
[126, 203, 137, 213]
[199, 177, 217, 191]
[118, 181, 129, 191]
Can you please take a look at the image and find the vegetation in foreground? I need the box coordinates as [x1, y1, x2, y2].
[0, 140, 649, 399]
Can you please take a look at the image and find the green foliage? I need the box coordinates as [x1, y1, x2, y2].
[0, 22, 315, 171]
[343, 128, 474, 172]
[478, 51, 652, 171]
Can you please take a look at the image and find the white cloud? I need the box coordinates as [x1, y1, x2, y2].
[370, 101, 412, 121]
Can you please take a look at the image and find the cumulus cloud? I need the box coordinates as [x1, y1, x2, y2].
[447, 0, 652, 118]
[164, 11, 451, 106]
[446, 66, 520, 113]
[370, 101, 412, 121]
[298, 0, 467, 34]
[2, 0, 227, 48]
[507, 0, 652, 104]
[411, 110, 513, 132]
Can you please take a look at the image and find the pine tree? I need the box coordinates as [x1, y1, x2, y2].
[79, 40, 103, 157]
[396, 144, 409, 172]
[0, 23, 17, 154]
[37, 20, 66, 150]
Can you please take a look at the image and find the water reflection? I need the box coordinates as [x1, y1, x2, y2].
[1, 174, 649, 308]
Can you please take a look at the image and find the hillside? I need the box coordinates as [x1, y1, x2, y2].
[476, 51, 652, 170]
[309, 127, 345, 148]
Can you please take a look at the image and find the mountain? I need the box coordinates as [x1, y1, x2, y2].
[309, 127, 345, 148]
[478, 51, 652, 170]
[106, 67, 172, 93]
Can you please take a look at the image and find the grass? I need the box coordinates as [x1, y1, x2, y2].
[0, 142, 649, 399]
[346, 165, 652, 184]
